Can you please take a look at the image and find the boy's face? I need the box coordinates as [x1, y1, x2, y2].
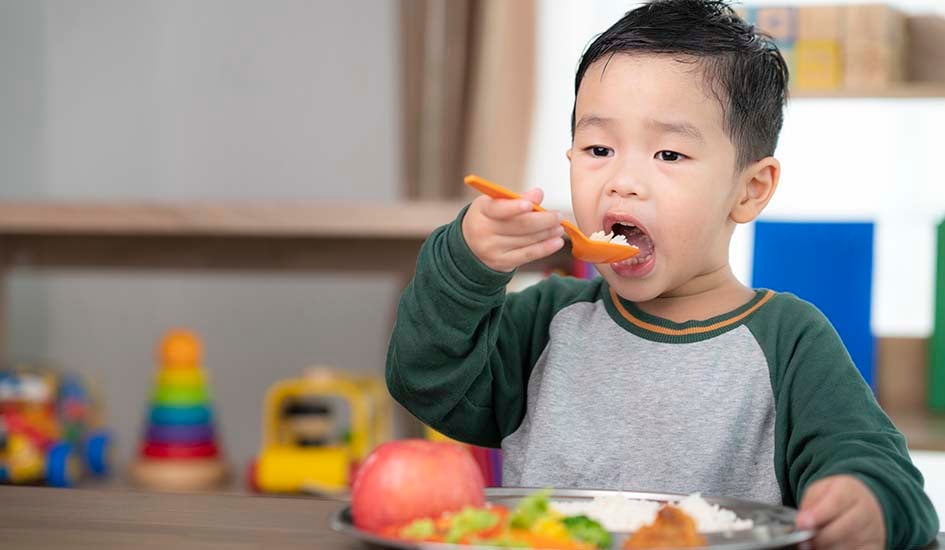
[568, 54, 745, 303]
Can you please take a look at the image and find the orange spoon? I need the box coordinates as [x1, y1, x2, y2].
[463, 174, 639, 264]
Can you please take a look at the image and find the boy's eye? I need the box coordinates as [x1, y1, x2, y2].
[656, 150, 686, 162]
[586, 146, 614, 158]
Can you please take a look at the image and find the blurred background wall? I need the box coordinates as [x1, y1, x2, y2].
[0, 0, 402, 468]
[1, 0, 944, 493]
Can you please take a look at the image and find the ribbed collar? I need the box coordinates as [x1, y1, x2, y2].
[602, 283, 775, 343]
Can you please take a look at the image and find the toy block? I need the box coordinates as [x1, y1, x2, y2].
[844, 5, 907, 88]
[798, 6, 845, 41]
[845, 4, 906, 42]
[844, 41, 906, 88]
[795, 39, 844, 90]
[755, 7, 797, 43]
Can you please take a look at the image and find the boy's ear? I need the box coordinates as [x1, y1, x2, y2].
[730, 156, 780, 224]
[566, 148, 573, 162]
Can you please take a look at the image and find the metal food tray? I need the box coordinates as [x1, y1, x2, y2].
[331, 487, 815, 549]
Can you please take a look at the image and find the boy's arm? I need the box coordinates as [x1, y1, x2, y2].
[753, 297, 939, 549]
[386, 207, 564, 447]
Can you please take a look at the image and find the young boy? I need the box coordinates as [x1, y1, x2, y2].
[386, 1, 939, 548]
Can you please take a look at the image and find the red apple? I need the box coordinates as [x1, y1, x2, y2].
[351, 438, 486, 532]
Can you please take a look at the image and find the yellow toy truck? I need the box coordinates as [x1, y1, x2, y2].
[247, 368, 391, 495]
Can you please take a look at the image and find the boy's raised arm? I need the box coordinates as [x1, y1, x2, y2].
[386, 207, 559, 447]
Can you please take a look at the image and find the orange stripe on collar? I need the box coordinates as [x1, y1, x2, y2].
[609, 289, 775, 336]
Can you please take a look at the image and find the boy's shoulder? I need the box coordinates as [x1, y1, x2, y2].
[752, 290, 832, 331]
[747, 290, 849, 375]
[500, 274, 605, 341]
[512, 272, 603, 297]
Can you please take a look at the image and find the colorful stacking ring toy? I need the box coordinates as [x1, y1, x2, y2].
[131, 330, 228, 491]
[146, 424, 215, 445]
[142, 441, 219, 459]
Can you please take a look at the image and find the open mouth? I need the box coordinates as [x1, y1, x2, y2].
[603, 214, 654, 265]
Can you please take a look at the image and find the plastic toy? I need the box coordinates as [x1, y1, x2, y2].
[0, 364, 111, 487]
[130, 330, 228, 491]
[248, 367, 391, 495]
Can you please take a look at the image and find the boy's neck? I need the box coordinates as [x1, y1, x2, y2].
[633, 264, 756, 323]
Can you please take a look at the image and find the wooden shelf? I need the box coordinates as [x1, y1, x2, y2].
[791, 83, 945, 99]
[0, 200, 466, 238]
[0, 200, 571, 273]
[0, 200, 460, 273]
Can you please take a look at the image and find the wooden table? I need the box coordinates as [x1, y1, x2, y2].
[1, 485, 943, 549]
[0, 485, 361, 549]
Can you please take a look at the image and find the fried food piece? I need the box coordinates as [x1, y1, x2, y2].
[623, 505, 706, 549]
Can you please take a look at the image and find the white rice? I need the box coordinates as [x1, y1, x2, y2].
[588, 230, 630, 246]
[552, 494, 660, 532]
[551, 493, 753, 533]
[674, 494, 754, 533]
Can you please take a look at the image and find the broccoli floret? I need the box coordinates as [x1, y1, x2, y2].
[562, 515, 612, 549]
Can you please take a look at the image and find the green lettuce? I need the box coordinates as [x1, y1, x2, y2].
[509, 489, 552, 530]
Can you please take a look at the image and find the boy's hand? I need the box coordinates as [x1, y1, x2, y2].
[462, 187, 565, 273]
[796, 475, 886, 550]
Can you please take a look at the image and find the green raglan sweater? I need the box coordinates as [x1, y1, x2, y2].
[386, 209, 939, 549]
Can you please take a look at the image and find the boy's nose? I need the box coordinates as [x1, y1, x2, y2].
[606, 173, 645, 199]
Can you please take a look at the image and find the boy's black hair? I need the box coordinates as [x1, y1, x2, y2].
[572, 0, 789, 168]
